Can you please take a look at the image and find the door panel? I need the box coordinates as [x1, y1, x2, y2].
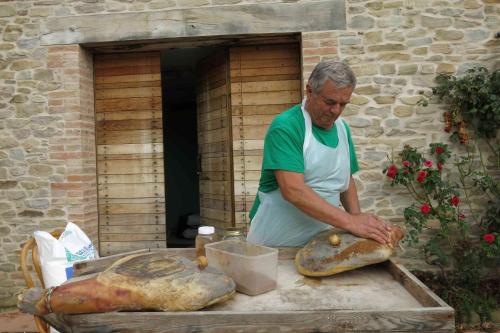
[229, 44, 301, 227]
[95, 52, 166, 256]
[196, 50, 234, 229]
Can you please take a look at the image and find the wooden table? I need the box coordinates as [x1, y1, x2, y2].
[43, 248, 455, 333]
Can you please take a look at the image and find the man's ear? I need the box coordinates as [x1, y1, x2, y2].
[305, 83, 312, 97]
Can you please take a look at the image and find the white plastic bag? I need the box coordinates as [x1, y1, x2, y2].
[34, 222, 99, 288]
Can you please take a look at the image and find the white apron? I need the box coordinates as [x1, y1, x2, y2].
[247, 99, 351, 247]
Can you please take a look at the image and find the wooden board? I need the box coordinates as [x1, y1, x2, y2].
[230, 44, 301, 226]
[95, 52, 166, 254]
[43, 248, 454, 333]
[196, 50, 234, 229]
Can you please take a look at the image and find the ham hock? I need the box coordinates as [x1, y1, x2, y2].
[295, 226, 405, 277]
[18, 252, 236, 315]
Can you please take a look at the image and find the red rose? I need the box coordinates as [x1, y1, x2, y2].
[402, 160, 411, 168]
[459, 213, 465, 220]
[416, 170, 427, 183]
[483, 233, 495, 244]
[437, 162, 443, 171]
[420, 203, 431, 214]
[450, 196, 460, 206]
[386, 164, 398, 179]
[435, 146, 444, 155]
[424, 160, 433, 168]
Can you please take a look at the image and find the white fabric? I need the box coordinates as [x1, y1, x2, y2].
[247, 98, 351, 247]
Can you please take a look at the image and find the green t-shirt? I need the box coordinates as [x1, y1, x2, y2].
[249, 104, 360, 219]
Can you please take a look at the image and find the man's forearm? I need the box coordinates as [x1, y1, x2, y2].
[283, 184, 353, 231]
[340, 176, 361, 215]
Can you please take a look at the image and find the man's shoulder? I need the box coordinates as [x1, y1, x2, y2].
[269, 104, 304, 132]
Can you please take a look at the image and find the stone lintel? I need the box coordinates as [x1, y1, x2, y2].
[41, 1, 346, 45]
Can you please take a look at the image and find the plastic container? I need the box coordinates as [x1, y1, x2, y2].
[205, 240, 278, 296]
[195, 226, 216, 257]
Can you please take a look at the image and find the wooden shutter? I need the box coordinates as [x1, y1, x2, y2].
[230, 44, 302, 228]
[196, 50, 234, 229]
[95, 52, 166, 256]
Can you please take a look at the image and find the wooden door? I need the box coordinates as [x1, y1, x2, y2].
[229, 44, 302, 228]
[94, 52, 166, 256]
[196, 50, 234, 229]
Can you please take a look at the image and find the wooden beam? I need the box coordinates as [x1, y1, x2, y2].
[41, 1, 345, 45]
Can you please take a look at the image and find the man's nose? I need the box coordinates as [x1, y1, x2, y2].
[329, 103, 341, 113]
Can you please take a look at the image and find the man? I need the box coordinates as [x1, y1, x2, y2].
[247, 60, 391, 247]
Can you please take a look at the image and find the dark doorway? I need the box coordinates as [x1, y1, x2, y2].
[161, 47, 219, 247]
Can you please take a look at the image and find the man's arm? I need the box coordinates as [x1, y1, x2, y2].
[340, 176, 361, 215]
[275, 170, 391, 244]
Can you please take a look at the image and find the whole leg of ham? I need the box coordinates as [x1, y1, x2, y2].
[18, 252, 235, 315]
[295, 226, 405, 277]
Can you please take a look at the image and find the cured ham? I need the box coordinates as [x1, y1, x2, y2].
[18, 252, 235, 315]
[295, 226, 405, 277]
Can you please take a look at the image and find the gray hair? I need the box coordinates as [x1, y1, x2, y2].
[307, 60, 357, 93]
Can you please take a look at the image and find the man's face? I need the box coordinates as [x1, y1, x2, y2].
[305, 80, 353, 130]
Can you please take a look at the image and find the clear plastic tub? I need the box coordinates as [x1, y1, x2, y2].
[205, 240, 278, 296]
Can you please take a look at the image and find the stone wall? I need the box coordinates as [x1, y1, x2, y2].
[0, 0, 499, 308]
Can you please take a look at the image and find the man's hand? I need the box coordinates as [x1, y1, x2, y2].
[348, 213, 392, 244]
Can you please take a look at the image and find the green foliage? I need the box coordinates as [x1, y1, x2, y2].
[387, 65, 500, 327]
[433, 67, 500, 141]
[385, 143, 499, 325]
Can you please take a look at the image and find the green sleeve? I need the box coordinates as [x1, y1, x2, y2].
[343, 120, 360, 174]
[262, 125, 304, 173]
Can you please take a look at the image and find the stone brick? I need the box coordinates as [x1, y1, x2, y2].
[380, 64, 396, 75]
[363, 31, 383, 44]
[28, 164, 53, 177]
[435, 29, 464, 41]
[436, 63, 455, 73]
[464, 0, 482, 8]
[0, 5, 16, 17]
[355, 85, 381, 95]
[350, 95, 370, 105]
[421, 15, 452, 28]
[374, 96, 396, 104]
[19, 210, 44, 217]
[398, 64, 418, 75]
[394, 105, 413, 117]
[349, 15, 375, 29]
[367, 44, 405, 52]
[377, 53, 411, 61]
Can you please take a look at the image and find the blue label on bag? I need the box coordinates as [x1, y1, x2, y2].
[65, 266, 74, 280]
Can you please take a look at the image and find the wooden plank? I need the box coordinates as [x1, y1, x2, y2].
[98, 174, 164, 184]
[232, 125, 269, 140]
[95, 86, 162, 99]
[42, 2, 346, 45]
[230, 44, 300, 61]
[97, 159, 163, 174]
[97, 143, 163, 155]
[97, 129, 163, 145]
[231, 73, 301, 83]
[95, 65, 160, 77]
[97, 119, 162, 131]
[385, 260, 452, 308]
[100, 224, 166, 234]
[95, 96, 162, 112]
[100, 233, 166, 242]
[229, 57, 300, 70]
[230, 80, 301, 93]
[232, 104, 296, 116]
[230, 66, 300, 78]
[98, 183, 164, 199]
[231, 91, 301, 106]
[95, 80, 161, 90]
[94, 56, 160, 69]
[98, 203, 165, 214]
[99, 214, 165, 225]
[97, 152, 163, 161]
[99, 241, 165, 256]
[96, 110, 162, 121]
[95, 73, 161, 84]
